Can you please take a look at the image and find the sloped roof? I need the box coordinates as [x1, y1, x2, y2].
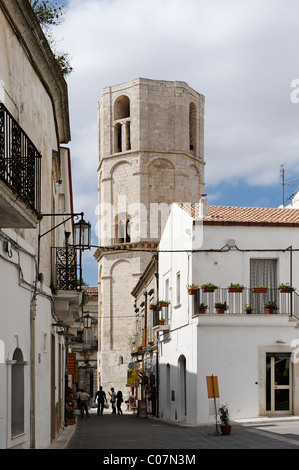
[178, 203, 299, 226]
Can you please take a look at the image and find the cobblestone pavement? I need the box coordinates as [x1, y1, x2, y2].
[50, 409, 299, 452]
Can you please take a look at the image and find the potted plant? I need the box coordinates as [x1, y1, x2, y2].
[218, 404, 231, 435]
[252, 286, 267, 293]
[201, 283, 218, 293]
[264, 300, 278, 314]
[66, 402, 76, 425]
[157, 300, 170, 308]
[187, 284, 199, 295]
[149, 303, 156, 310]
[243, 304, 254, 314]
[228, 283, 244, 293]
[214, 302, 228, 314]
[159, 318, 165, 325]
[199, 303, 208, 314]
[278, 283, 296, 293]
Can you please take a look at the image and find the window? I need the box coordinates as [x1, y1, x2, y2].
[176, 272, 180, 305]
[116, 217, 131, 243]
[113, 95, 131, 153]
[189, 102, 197, 153]
[114, 95, 130, 120]
[114, 123, 122, 153]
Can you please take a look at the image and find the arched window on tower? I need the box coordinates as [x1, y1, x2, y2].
[116, 215, 131, 243]
[189, 102, 197, 154]
[114, 123, 122, 153]
[114, 95, 130, 120]
[113, 95, 131, 153]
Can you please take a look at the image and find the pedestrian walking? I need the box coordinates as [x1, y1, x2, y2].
[116, 390, 123, 415]
[77, 389, 90, 418]
[109, 387, 116, 414]
[94, 386, 107, 415]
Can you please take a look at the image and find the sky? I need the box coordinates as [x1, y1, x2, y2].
[53, 0, 299, 286]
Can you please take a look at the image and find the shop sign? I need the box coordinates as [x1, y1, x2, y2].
[127, 369, 135, 386]
[68, 353, 76, 375]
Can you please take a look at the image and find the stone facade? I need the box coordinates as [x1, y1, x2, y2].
[95, 78, 205, 395]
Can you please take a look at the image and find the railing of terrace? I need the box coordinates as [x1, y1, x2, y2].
[193, 287, 298, 317]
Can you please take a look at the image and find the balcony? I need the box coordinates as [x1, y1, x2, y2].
[152, 305, 170, 332]
[192, 287, 299, 319]
[0, 102, 42, 228]
[51, 246, 82, 321]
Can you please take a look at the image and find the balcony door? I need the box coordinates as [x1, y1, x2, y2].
[266, 353, 292, 415]
[250, 259, 277, 312]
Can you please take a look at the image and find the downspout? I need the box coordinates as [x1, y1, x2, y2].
[154, 253, 159, 418]
[30, 253, 38, 449]
[30, 300, 36, 448]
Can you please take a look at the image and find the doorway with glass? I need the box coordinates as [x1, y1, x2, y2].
[266, 353, 292, 415]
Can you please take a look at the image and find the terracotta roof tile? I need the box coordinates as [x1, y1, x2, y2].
[178, 203, 299, 226]
[82, 286, 98, 295]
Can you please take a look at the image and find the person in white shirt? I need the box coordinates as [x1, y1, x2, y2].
[77, 389, 90, 418]
[109, 387, 116, 414]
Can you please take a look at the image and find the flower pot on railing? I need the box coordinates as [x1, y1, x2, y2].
[159, 319, 165, 325]
[187, 284, 199, 295]
[157, 300, 170, 308]
[278, 284, 296, 293]
[201, 283, 218, 293]
[252, 287, 267, 293]
[149, 304, 156, 310]
[228, 284, 244, 293]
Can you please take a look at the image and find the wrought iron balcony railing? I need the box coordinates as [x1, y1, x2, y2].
[52, 246, 78, 291]
[0, 102, 42, 213]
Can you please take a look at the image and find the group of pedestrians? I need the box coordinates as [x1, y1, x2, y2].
[94, 386, 123, 415]
[76, 386, 122, 417]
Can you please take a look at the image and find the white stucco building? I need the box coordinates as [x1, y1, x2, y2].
[157, 199, 299, 425]
[0, 1, 83, 448]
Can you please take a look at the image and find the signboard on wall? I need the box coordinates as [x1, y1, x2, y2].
[68, 353, 76, 375]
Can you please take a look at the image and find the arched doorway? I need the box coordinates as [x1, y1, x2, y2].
[178, 355, 187, 421]
[11, 348, 25, 437]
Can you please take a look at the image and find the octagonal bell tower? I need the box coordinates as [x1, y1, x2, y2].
[94, 78, 205, 393]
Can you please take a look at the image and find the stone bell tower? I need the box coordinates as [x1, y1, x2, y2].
[94, 78, 205, 393]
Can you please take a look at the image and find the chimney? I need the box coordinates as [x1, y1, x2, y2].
[199, 194, 209, 218]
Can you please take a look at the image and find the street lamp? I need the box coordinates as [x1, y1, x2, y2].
[83, 313, 92, 329]
[74, 216, 91, 251]
[74, 215, 91, 291]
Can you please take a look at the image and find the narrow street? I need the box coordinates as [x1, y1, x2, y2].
[54, 409, 299, 451]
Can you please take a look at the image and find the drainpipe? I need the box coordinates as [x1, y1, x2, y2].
[290, 246, 293, 316]
[154, 254, 159, 418]
[30, 299, 36, 448]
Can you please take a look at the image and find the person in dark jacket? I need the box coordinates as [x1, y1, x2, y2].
[94, 386, 107, 415]
[116, 390, 123, 415]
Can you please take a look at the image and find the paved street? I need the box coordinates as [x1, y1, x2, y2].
[51, 409, 299, 452]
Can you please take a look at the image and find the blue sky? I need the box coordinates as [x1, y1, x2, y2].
[52, 0, 299, 286]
